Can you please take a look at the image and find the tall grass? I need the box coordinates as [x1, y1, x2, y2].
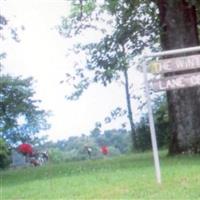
[1, 151, 200, 199]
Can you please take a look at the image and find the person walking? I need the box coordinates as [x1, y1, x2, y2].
[100, 146, 109, 155]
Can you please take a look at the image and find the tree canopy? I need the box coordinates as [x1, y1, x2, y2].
[59, 0, 200, 155]
[0, 75, 50, 146]
[59, 0, 158, 150]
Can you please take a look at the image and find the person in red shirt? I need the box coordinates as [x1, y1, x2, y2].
[100, 146, 109, 155]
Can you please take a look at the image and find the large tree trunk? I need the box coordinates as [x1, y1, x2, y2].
[156, 0, 200, 154]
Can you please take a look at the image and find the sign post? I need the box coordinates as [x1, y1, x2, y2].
[143, 59, 161, 184]
[142, 46, 200, 184]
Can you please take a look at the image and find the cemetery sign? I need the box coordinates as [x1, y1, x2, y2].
[149, 54, 200, 74]
[150, 72, 200, 91]
[143, 46, 200, 184]
[149, 54, 200, 91]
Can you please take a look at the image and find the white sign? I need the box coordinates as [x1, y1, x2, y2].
[150, 72, 200, 91]
[149, 54, 200, 74]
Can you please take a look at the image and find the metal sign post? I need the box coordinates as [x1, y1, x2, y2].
[142, 46, 200, 184]
[143, 59, 161, 184]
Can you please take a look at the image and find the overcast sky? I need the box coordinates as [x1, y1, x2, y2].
[1, 0, 144, 141]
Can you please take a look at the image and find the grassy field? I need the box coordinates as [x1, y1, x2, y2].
[1, 151, 200, 200]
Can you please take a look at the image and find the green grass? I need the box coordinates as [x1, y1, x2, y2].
[1, 151, 200, 199]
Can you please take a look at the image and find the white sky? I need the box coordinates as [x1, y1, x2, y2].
[1, 0, 144, 141]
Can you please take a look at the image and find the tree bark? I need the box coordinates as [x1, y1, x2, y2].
[120, 44, 137, 151]
[156, 0, 200, 154]
[123, 67, 137, 150]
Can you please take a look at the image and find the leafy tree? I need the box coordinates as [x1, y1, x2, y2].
[153, 95, 169, 148]
[0, 12, 23, 70]
[0, 15, 8, 70]
[59, 1, 156, 150]
[60, 0, 200, 155]
[45, 95, 168, 162]
[103, 129, 132, 153]
[135, 117, 151, 151]
[0, 75, 50, 146]
[45, 127, 132, 162]
[48, 148, 68, 163]
[0, 15, 7, 30]
[136, 95, 169, 151]
[48, 135, 103, 161]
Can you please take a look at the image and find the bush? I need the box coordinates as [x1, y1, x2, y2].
[48, 148, 66, 163]
[0, 139, 10, 169]
[108, 146, 121, 157]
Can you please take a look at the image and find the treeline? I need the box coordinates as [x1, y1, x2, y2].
[0, 95, 169, 168]
[44, 96, 169, 162]
[44, 129, 131, 162]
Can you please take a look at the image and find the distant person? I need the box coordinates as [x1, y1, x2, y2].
[30, 150, 48, 167]
[85, 146, 92, 159]
[41, 150, 49, 162]
[100, 146, 109, 155]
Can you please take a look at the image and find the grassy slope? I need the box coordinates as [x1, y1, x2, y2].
[1, 151, 200, 199]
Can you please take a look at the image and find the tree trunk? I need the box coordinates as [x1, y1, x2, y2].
[123, 67, 137, 150]
[156, 0, 200, 154]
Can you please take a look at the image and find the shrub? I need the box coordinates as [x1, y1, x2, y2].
[48, 148, 66, 163]
[108, 146, 121, 157]
[0, 139, 10, 169]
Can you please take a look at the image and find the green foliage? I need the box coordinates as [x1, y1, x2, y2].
[0, 13, 22, 43]
[59, 1, 160, 149]
[59, 0, 160, 97]
[48, 148, 67, 163]
[65, 76, 90, 100]
[44, 128, 132, 162]
[0, 15, 7, 69]
[0, 15, 8, 28]
[59, 0, 101, 38]
[60, 1, 158, 153]
[45, 94, 168, 161]
[0, 74, 50, 146]
[70, 0, 96, 18]
[135, 95, 169, 151]
[135, 117, 152, 151]
[0, 138, 10, 169]
[63, 0, 159, 89]
[153, 95, 169, 148]
[108, 146, 121, 156]
[103, 0, 119, 14]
